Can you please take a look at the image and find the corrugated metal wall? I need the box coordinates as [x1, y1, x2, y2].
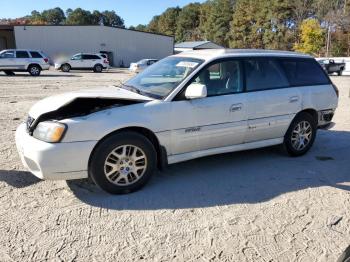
[14, 25, 174, 67]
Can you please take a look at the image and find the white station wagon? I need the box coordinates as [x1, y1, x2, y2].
[16, 49, 338, 194]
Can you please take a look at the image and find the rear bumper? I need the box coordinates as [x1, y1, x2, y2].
[41, 64, 50, 70]
[318, 109, 336, 126]
[15, 123, 96, 180]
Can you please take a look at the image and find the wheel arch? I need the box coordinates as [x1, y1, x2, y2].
[27, 63, 42, 71]
[88, 126, 167, 171]
[297, 108, 318, 125]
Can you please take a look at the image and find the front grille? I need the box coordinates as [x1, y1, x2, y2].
[26, 116, 35, 132]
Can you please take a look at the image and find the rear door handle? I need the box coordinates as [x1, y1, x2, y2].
[289, 96, 299, 103]
[230, 103, 243, 112]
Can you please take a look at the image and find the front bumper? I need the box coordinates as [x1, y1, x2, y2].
[15, 123, 96, 180]
[54, 64, 62, 70]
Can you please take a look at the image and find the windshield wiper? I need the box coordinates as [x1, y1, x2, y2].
[122, 84, 142, 95]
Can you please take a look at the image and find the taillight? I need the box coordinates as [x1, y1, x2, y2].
[103, 59, 108, 64]
[332, 83, 339, 98]
[44, 58, 49, 63]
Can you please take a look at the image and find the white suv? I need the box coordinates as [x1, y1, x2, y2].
[16, 49, 338, 194]
[55, 53, 109, 73]
[0, 49, 50, 76]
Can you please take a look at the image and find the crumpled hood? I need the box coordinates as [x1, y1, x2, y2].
[29, 86, 153, 119]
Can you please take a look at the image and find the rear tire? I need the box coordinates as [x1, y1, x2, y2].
[89, 132, 157, 194]
[283, 112, 317, 157]
[338, 70, 343, 76]
[28, 65, 41, 76]
[61, 63, 71, 72]
[93, 64, 103, 73]
[4, 70, 15, 76]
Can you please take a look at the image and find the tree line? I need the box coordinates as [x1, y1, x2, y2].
[1, 1, 350, 57]
[1, 7, 125, 28]
[136, 0, 350, 57]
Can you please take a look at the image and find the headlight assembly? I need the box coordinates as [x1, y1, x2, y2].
[33, 121, 67, 143]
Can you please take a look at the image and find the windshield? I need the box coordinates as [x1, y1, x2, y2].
[125, 56, 204, 99]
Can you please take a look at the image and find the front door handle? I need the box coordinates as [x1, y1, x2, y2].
[289, 96, 299, 103]
[230, 103, 243, 112]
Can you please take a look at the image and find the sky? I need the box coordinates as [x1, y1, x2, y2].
[0, 0, 206, 27]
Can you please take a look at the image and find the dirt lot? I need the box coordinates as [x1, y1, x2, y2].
[0, 69, 349, 261]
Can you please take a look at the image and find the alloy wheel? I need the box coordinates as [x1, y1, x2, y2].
[104, 145, 147, 186]
[30, 67, 40, 75]
[291, 121, 313, 151]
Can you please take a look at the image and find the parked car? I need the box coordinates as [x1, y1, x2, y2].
[318, 59, 345, 75]
[16, 49, 338, 194]
[0, 49, 50, 76]
[55, 53, 109, 73]
[97, 53, 110, 65]
[129, 59, 158, 73]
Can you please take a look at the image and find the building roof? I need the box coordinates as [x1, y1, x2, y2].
[175, 41, 214, 48]
[5, 24, 173, 38]
[0, 25, 14, 30]
[174, 48, 311, 61]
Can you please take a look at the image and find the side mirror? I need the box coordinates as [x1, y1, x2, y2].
[185, 83, 207, 99]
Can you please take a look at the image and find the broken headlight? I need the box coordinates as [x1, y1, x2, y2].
[33, 121, 67, 143]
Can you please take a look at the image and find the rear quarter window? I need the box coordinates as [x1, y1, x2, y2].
[30, 51, 43, 58]
[280, 58, 330, 86]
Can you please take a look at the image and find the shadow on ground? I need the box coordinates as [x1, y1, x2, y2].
[0, 170, 41, 188]
[65, 129, 350, 210]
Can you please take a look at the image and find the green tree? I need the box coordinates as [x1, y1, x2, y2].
[201, 0, 234, 47]
[101, 11, 124, 27]
[65, 8, 93, 25]
[157, 7, 181, 36]
[229, 0, 264, 48]
[41, 7, 66, 25]
[134, 24, 147, 31]
[29, 10, 46, 24]
[263, 0, 294, 50]
[175, 3, 202, 42]
[147, 15, 160, 33]
[294, 18, 325, 56]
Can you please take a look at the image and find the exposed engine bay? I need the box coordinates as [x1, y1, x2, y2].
[27, 97, 145, 133]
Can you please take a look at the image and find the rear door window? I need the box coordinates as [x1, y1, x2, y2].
[244, 58, 289, 91]
[30, 51, 43, 58]
[82, 54, 100, 60]
[16, 51, 30, 58]
[280, 58, 330, 86]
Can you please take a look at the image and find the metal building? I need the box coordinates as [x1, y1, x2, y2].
[174, 41, 223, 54]
[0, 25, 174, 67]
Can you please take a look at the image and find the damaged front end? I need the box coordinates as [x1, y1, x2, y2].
[26, 97, 145, 135]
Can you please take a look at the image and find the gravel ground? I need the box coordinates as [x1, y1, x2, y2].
[0, 69, 349, 262]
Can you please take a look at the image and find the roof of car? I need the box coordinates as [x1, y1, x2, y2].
[174, 49, 312, 61]
[1, 49, 43, 52]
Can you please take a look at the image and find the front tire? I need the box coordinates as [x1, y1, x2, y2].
[28, 65, 41, 76]
[89, 132, 157, 194]
[283, 112, 317, 157]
